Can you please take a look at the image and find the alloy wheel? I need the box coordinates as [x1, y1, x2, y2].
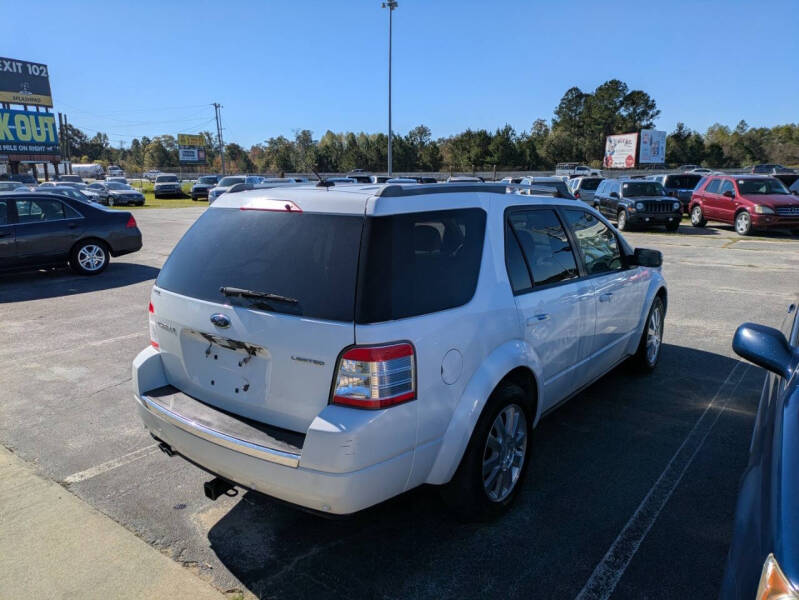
[646, 305, 663, 365]
[735, 212, 750, 235]
[77, 244, 106, 272]
[482, 404, 527, 502]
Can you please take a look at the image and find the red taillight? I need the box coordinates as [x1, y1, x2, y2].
[126, 215, 137, 228]
[574, 191, 580, 199]
[148, 300, 159, 349]
[332, 343, 416, 409]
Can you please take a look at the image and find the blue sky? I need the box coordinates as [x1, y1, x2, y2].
[7, 0, 798, 148]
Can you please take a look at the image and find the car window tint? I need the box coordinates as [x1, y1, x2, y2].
[508, 209, 578, 287]
[357, 209, 487, 322]
[563, 209, 623, 275]
[719, 180, 735, 195]
[504, 225, 532, 293]
[705, 178, 721, 194]
[0, 201, 7, 225]
[16, 198, 66, 223]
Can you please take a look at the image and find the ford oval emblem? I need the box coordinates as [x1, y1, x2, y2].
[210, 313, 231, 328]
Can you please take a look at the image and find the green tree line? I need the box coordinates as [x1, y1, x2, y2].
[64, 79, 799, 173]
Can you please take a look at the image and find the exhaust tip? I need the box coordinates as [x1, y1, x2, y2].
[158, 442, 175, 457]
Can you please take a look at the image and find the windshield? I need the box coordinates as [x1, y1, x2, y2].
[155, 175, 178, 183]
[107, 182, 131, 190]
[218, 177, 245, 187]
[665, 175, 701, 189]
[198, 176, 217, 184]
[579, 178, 603, 191]
[622, 182, 665, 197]
[737, 178, 789, 195]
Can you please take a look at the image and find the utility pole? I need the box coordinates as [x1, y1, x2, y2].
[63, 113, 72, 173]
[382, 1, 397, 176]
[213, 102, 226, 175]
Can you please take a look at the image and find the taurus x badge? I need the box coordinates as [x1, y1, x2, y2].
[210, 313, 231, 328]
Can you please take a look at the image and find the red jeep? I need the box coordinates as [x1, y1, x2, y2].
[689, 175, 799, 236]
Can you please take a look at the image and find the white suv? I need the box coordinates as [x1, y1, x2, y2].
[133, 182, 667, 519]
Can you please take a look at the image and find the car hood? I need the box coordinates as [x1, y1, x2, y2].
[110, 189, 142, 195]
[745, 194, 799, 207]
[192, 182, 214, 188]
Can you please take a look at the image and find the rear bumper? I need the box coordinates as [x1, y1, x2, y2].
[132, 347, 418, 514]
[109, 230, 142, 256]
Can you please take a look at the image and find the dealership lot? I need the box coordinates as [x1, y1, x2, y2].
[1, 207, 797, 599]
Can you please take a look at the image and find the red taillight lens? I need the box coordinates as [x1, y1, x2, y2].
[126, 215, 137, 228]
[574, 191, 580, 198]
[332, 343, 416, 409]
[148, 300, 159, 348]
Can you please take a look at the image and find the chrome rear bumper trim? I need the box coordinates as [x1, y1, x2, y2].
[137, 394, 301, 468]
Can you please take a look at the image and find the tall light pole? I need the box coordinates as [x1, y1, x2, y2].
[382, 1, 397, 176]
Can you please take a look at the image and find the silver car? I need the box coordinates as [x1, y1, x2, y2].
[153, 174, 183, 198]
[567, 176, 605, 206]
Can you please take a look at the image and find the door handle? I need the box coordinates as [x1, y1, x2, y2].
[527, 314, 550, 326]
[599, 292, 613, 302]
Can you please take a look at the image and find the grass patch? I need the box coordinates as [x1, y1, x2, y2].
[109, 180, 202, 209]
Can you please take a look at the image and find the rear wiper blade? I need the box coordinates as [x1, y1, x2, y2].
[219, 286, 298, 304]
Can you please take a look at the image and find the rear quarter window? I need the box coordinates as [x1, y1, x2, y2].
[356, 209, 486, 323]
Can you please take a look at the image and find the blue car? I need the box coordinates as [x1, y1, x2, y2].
[721, 301, 799, 598]
[646, 173, 704, 213]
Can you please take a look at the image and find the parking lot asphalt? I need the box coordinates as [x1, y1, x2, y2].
[1, 207, 797, 599]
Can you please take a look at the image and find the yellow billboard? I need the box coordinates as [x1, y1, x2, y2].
[178, 133, 206, 147]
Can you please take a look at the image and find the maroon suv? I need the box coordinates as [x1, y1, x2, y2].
[689, 175, 799, 235]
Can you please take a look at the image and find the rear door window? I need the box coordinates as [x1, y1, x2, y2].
[705, 178, 721, 194]
[0, 200, 7, 225]
[15, 198, 68, 223]
[156, 209, 364, 322]
[507, 209, 578, 287]
[357, 209, 487, 323]
[562, 209, 623, 275]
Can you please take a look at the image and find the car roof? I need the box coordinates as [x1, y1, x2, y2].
[210, 182, 576, 216]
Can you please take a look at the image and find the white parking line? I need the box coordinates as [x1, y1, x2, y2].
[574, 361, 749, 600]
[62, 444, 159, 485]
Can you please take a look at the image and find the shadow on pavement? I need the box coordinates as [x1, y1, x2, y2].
[206, 343, 757, 600]
[0, 262, 159, 303]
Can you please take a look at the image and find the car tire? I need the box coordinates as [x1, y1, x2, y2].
[690, 205, 707, 227]
[441, 382, 532, 521]
[665, 221, 680, 232]
[630, 296, 665, 373]
[735, 211, 752, 236]
[69, 239, 109, 276]
[617, 209, 630, 231]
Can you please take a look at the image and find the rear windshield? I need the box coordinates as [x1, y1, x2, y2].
[665, 174, 701, 189]
[157, 207, 486, 323]
[579, 178, 602, 190]
[156, 176, 178, 183]
[156, 209, 363, 322]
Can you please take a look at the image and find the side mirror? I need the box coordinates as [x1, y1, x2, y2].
[610, 191, 619, 198]
[631, 248, 662, 268]
[723, 190, 735, 198]
[792, 189, 799, 195]
[733, 323, 797, 379]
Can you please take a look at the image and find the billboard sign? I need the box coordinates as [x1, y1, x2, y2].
[0, 108, 60, 161]
[638, 129, 667, 164]
[177, 133, 205, 147]
[178, 146, 207, 163]
[604, 133, 638, 169]
[0, 58, 53, 107]
[178, 133, 207, 164]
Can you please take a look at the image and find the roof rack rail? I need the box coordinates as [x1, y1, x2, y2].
[377, 182, 561, 198]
